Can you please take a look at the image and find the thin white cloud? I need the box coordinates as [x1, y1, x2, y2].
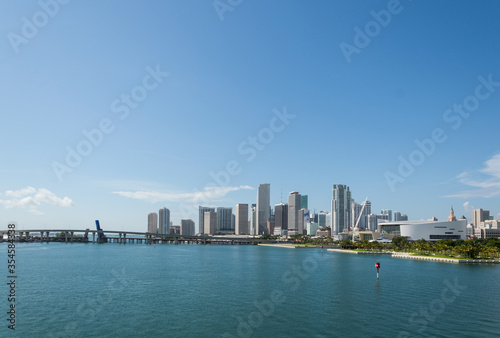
[445, 154, 500, 198]
[0, 186, 73, 215]
[463, 201, 474, 213]
[113, 185, 254, 204]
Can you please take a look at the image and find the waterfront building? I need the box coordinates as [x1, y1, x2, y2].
[274, 203, 288, 235]
[288, 191, 301, 235]
[217, 207, 233, 234]
[257, 183, 271, 234]
[332, 184, 351, 235]
[318, 211, 329, 228]
[180, 219, 195, 236]
[159, 207, 170, 234]
[148, 212, 158, 233]
[301, 195, 308, 210]
[267, 221, 275, 235]
[472, 209, 491, 227]
[378, 219, 467, 241]
[394, 211, 402, 221]
[249, 204, 257, 235]
[170, 225, 180, 234]
[400, 214, 408, 221]
[367, 214, 390, 232]
[381, 209, 393, 222]
[204, 211, 217, 235]
[235, 204, 249, 235]
[298, 208, 306, 234]
[199, 206, 215, 234]
[351, 200, 362, 228]
[360, 200, 371, 228]
[306, 222, 319, 236]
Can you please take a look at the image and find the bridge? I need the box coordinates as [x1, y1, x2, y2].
[0, 229, 275, 245]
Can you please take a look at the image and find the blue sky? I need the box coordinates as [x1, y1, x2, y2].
[1, 0, 500, 232]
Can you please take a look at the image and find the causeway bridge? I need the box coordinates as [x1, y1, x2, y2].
[0, 229, 274, 245]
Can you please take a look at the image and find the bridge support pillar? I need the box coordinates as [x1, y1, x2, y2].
[70, 232, 74, 243]
[65, 232, 68, 243]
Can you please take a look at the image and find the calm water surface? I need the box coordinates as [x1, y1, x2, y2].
[3, 243, 500, 337]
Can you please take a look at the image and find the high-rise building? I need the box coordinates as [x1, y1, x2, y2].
[199, 206, 215, 234]
[267, 221, 275, 235]
[257, 183, 271, 234]
[249, 204, 257, 235]
[275, 203, 288, 233]
[473, 209, 490, 227]
[301, 195, 308, 210]
[298, 208, 306, 234]
[351, 200, 362, 228]
[332, 184, 351, 235]
[318, 211, 329, 228]
[159, 207, 170, 234]
[180, 219, 195, 236]
[217, 207, 233, 234]
[235, 204, 249, 235]
[288, 191, 301, 234]
[148, 212, 158, 233]
[400, 214, 408, 221]
[360, 200, 371, 228]
[381, 209, 393, 222]
[394, 211, 402, 221]
[204, 211, 217, 235]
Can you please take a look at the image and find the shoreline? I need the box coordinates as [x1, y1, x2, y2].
[328, 248, 500, 264]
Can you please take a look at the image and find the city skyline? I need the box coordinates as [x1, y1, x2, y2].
[2, 1, 500, 232]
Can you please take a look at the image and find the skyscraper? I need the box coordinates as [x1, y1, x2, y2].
[257, 183, 271, 234]
[148, 212, 158, 233]
[288, 191, 301, 235]
[274, 203, 288, 234]
[217, 207, 233, 234]
[159, 207, 170, 234]
[351, 200, 362, 228]
[180, 219, 195, 236]
[360, 200, 371, 228]
[332, 184, 351, 235]
[235, 204, 249, 235]
[394, 211, 402, 221]
[318, 211, 329, 228]
[381, 209, 393, 222]
[301, 195, 308, 210]
[199, 206, 215, 234]
[204, 211, 217, 235]
[249, 204, 257, 235]
[473, 209, 490, 227]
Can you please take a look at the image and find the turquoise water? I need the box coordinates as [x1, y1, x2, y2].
[3, 243, 500, 337]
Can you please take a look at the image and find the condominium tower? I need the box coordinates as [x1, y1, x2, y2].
[332, 184, 351, 235]
[159, 207, 170, 234]
[256, 183, 270, 234]
[235, 204, 249, 235]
